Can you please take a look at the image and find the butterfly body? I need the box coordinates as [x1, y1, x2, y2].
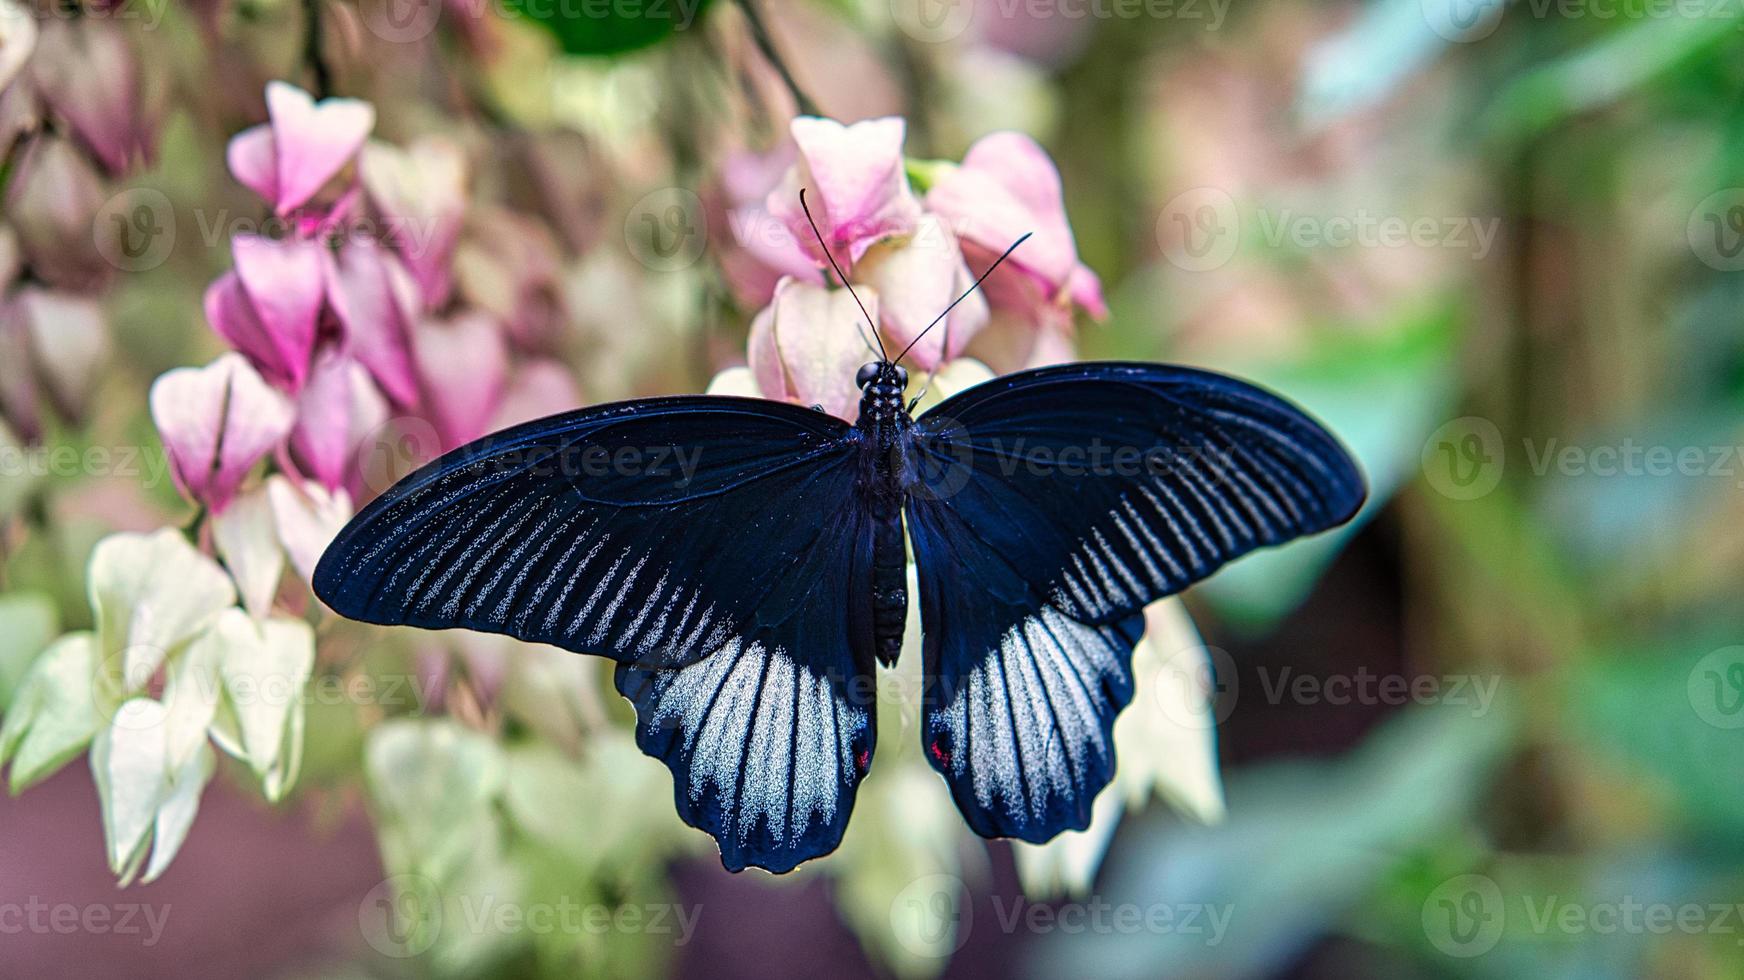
[314, 359, 1366, 874]
[855, 362, 918, 666]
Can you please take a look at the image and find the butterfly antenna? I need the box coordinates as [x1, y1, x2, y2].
[799, 188, 886, 361]
[894, 232, 1032, 367]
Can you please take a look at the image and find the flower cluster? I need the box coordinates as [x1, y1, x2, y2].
[713, 116, 1106, 419]
[0, 5, 161, 445]
[152, 81, 586, 586]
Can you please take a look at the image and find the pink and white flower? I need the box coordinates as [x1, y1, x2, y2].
[149, 353, 295, 513]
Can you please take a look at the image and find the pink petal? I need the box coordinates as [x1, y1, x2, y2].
[263, 80, 374, 215]
[204, 272, 281, 387]
[489, 360, 581, 430]
[17, 288, 108, 420]
[323, 242, 420, 406]
[360, 137, 467, 308]
[413, 311, 507, 450]
[0, 298, 40, 440]
[29, 19, 144, 176]
[266, 475, 352, 587]
[854, 214, 987, 371]
[0, 2, 35, 97]
[288, 349, 383, 490]
[6, 134, 109, 291]
[1066, 263, 1107, 320]
[927, 132, 1093, 310]
[226, 124, 279, 204]
[747, 278, 874, 422]
[719, 203, 824, 308]
[767, 116, 921, 267]
[746, 301, 790, 404]
[149, 353, 294, 512]
[226, 234, 325, 389]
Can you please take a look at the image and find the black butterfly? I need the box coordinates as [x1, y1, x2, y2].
[313, 212, 1365, 875]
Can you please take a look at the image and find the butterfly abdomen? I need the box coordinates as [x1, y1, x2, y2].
[870, 506, 907, 666]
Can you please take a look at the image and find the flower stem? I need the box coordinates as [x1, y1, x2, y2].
[303, 0, 334, 99]
[734, 0, 820, 117]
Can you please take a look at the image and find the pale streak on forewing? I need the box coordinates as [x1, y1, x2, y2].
[534, 532, 609, 632]
[439, 492, 544, 618]
[473, 504, 572, 619]
[584, 552, 652, 646]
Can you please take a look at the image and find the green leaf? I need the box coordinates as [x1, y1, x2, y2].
[365, 718, 505, 884]
[502, 733, 678, 877]
[1485, 15, 1737, 146]
[0, 591, 59, 710]
[509, 0, 713, 55]
[1026, 701, 1516, 980]
[1, 632, 100, 793]
[1196, 304, 1459, 628]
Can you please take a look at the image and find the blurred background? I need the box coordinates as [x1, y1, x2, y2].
[2, 0, 1743, 977]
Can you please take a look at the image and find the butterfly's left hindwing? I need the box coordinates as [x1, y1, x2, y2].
[905, 362, 1365, 841]
[313, 396, 878, 873]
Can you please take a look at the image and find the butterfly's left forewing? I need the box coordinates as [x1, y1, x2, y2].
[905, 363, 1365, 841]
[314, 396, 878, 873]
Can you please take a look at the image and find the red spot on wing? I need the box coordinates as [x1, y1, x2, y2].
[929, 740, 951, 768]
[855, 748, 870, 772]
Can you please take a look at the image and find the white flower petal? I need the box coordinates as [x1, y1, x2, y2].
[90, 698, 169, 876]
[161, 613, 234, 771]
[703, 365, 762, 399]
[87, 529, 236, 684]
[219, 614, 314, 779]
[0, 632, 99, 792]
[142, 741, 215, 883]
[1124, 599, 1227, 822]
[212, 485, 285, 618]
[266, 475, 352, 587]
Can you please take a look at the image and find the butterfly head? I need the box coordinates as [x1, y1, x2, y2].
[855, 361, 910, 424]
[856, 361, 908, 392]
